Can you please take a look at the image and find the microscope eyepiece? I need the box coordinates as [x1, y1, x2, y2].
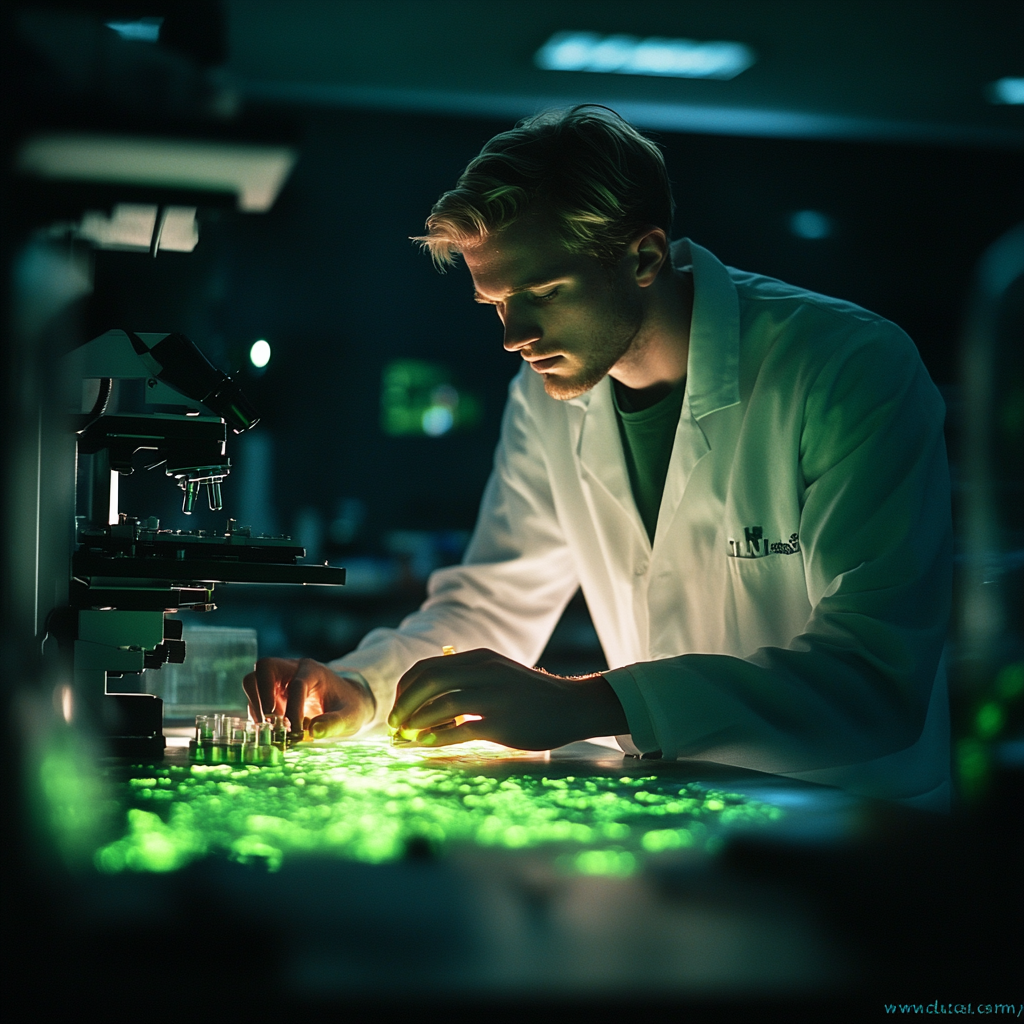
[128, 331, 259, 433]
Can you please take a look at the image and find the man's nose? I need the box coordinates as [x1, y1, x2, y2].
[501, 309, 542, 352]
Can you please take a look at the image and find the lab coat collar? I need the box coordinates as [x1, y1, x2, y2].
[566, 238, 741, 419]
[572, 239, 741, 551]
[672, 238, 741, 421]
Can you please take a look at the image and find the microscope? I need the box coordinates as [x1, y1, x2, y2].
[8, 6, 319, 761]
[58, 327, 344, 757]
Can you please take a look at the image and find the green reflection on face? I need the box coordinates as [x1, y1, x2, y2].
[94, 742, 783, 875]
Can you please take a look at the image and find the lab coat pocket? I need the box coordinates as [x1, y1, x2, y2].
[724, 554, 811, 657]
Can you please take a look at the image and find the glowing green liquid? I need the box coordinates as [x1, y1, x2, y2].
[93, 740, 784, 876]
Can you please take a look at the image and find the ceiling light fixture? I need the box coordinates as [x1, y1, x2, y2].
[535, 31, 756, 80]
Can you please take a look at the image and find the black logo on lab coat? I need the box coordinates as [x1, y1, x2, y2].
[728, 528, 800, 558]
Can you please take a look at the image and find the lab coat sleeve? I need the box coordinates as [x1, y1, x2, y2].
[605, 324, 953, 775]
[331, 370, 580, 727]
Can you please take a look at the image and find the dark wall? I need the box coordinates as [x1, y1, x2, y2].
[659, 131, 1022, 388]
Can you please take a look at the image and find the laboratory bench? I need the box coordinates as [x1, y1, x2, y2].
[17, 732, 1022, 1021]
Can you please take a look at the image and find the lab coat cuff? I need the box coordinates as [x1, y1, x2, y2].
[327, 662, 386, 731]
[335, 670, 377, 715]
[603, 666, 660, 755]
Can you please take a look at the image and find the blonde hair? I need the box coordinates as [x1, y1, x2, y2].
[412, 106, 674, 270]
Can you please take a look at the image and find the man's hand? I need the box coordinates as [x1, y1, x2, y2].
[243, 658, 375, 739]
[388, 648, 628, 750]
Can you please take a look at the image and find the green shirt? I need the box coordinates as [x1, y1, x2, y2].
[612, 376, 687, 544]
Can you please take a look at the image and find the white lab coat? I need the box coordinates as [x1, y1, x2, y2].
[334, 239, 952, 809]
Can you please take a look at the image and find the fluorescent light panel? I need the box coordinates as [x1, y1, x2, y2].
[536, 31, 755, 80]
[17, 135, 297, 213]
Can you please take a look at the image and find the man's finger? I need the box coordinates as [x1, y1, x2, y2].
[390, 659, 460, 728]
[413, 718, 487, 748]
[254, 657, 297, 721]
[394, 649, 489, 700]
[285, 659, 317, 733]
[402, 691, 471, 734]
[242, 672, 261, 722]
[308, 710, 362, 740]
[393, 655, 442, 700]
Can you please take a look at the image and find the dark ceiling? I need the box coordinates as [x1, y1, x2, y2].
[228, 0, 1024, 148]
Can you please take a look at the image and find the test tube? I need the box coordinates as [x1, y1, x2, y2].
[242, 721, 258, 764]
[189, 715, 205, 761]
[227, 718, 245, 763]
[210, 713, 227, 763]
[272, 715, 288, 751]
[257, 721, 274, 764]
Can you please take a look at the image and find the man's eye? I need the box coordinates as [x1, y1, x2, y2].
[533, 288, 559, 303]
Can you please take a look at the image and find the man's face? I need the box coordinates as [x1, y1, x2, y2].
[463, 209, 644, 400]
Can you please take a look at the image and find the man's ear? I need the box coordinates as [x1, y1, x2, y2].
[632, 228, 669, 288]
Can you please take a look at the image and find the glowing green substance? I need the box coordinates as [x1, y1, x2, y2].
[94, 741, 784, 876]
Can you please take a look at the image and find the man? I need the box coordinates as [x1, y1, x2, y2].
[244, 107, 952, 808]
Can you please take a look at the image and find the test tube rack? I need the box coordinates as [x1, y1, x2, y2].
[188, 714, 302, 766]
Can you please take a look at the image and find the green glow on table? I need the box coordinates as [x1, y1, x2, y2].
[92, 741, 784, 876]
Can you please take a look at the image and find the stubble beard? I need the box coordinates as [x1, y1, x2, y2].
[542, 285, 645, 401]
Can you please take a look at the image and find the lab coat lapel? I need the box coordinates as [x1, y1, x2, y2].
[656, 394, 710, 541]
[655, 239, 741, 544]
[677, 238, 741, 422]
[575, 377, 650, 549]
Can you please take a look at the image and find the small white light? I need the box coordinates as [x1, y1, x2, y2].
[789, 210, 833, 240]
[535, 31, 755, 80]
[421, 405, 454, 436]
[249, 339, 271, 368]
[54, 683, 74, 724]
[988, 77, 1024, 105]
